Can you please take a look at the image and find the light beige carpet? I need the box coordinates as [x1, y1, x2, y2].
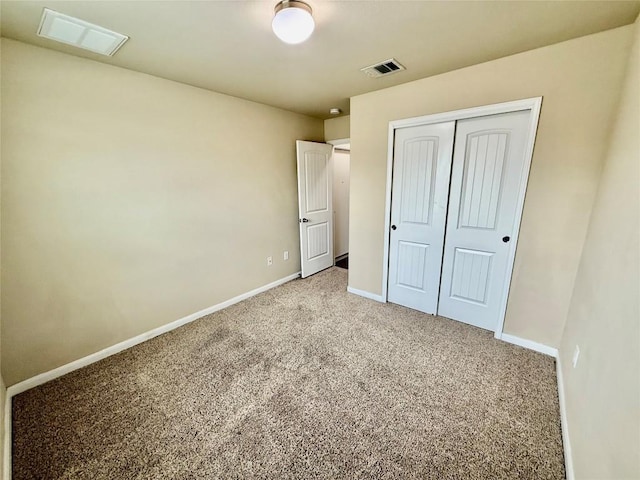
[12, 267, 565, 479]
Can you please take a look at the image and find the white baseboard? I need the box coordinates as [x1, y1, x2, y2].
[556, 357, 574, 480]
[7, 271, 300, 396]
[3, 277, 573, 480]
[2, 271, 300, 480]
[497, 333, 572, 477]
[346, 286, 385, 303]
[497, 333, 558, 358]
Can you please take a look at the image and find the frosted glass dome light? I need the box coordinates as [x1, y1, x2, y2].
[272, 0, 315, 45]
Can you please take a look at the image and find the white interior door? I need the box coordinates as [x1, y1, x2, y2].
[387, 122, 455, 314]
[296, 140, 334, 278]
[437, 110, 531, 330]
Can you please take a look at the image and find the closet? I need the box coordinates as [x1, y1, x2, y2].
[386, 105, 537, 332]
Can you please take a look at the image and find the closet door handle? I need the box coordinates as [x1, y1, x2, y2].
[391, 225, 397, 230]
[502, 236, 510, 243]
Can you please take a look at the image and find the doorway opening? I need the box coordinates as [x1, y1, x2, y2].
[295, 138, 350, 278]
[331, 140, 350, 270]
[328, 138, 351, 269]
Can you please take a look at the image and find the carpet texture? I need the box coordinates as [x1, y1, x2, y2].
[12, 267, 565, 479]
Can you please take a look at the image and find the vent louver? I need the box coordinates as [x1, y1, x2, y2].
[37, 8, 129, 56]
[360, 58, 405, 78]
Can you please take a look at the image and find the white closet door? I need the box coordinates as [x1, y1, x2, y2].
[437, 110, 531, 330]
[387, 122, 455, 314]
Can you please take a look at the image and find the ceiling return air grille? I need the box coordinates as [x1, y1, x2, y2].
[360, 58, 406, 78]
[37, 8, 129, 56]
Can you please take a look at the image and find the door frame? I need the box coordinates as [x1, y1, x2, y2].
[327, 138, 350, 263]
[327, 138, 350, 148]
[381, 97, 543, 339]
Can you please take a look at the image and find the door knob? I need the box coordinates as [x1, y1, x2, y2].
[502, 236, 510, 243]
[391, 225, 397, 230]
[300, 218, 309, 223]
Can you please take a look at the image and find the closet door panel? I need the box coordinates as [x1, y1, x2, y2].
[438, 110, 532, 331]
[387, 122, 455, 314]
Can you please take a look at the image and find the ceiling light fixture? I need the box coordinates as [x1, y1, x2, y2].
[272, 0, 315, 45]
[329, 108, 341, 115]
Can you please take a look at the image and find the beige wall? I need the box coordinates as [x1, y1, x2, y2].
[0, 39, 324, 386]
[324, 115, 350, 141]
[349, 26, 633, 347]
[559, 16, 639, 479]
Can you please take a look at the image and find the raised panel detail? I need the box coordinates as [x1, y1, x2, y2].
[399, 137, 438, 226]
[450, 248, 493, 305]
[306, 222, 329, 260]
[458, 132, 509, 229]
[396, 241, 429, 291]
[304, 152, 328, 213]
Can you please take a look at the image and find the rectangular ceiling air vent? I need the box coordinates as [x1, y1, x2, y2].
[360, 58, 405, 78]
[37, 8, 129, 56]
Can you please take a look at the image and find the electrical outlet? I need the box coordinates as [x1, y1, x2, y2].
[572, 345, 580, 368]
[267, 256, 273, 266]
[284, 251, 289, 261]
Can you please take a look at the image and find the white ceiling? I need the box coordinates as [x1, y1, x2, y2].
[2, 1, 639, 119]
